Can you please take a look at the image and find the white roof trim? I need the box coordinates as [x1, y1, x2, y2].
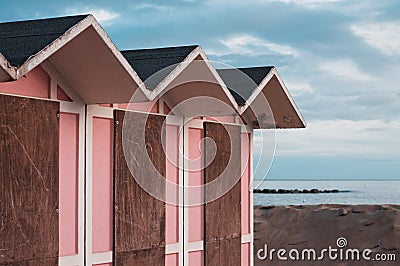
[148, 46, 202, 100]
[238, 67, 276, 115]
[273, 70, 306, 127]
[0, 53, 17, 80]
[197, 49, 240, 111]
[238, 68, 306, 127]
[15, 15, 146, 97]
[148, 46, 240, 111]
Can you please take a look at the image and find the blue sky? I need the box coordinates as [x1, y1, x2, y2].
[1, 0, 399, 180]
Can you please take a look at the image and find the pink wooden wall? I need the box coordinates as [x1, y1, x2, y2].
[189, 251, 203, 265]
[59, 113, 79, 256]
[188, 128, 204, 242]
[241, 133, 251, 235]
[0, 66, 50, 98]
[165, 253, 179, 266]
[166, 125, 179, 244]
[0, 65, 253, 265]
[92, 117, 113, 253]
[241, 243, 250, 266]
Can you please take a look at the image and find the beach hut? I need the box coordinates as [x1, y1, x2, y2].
[0, 15, 305, 266]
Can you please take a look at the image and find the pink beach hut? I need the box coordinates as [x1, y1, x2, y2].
[0, 15, 305, 266]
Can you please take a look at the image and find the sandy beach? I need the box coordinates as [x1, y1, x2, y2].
[254, 204, 400, 265]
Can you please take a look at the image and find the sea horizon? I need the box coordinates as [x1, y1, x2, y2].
[254, 180, 400, 206]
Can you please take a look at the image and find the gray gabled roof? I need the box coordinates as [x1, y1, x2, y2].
[121, 45, 199, 89]
[217, 66, 274, 106]
[0, 15, 89, 67]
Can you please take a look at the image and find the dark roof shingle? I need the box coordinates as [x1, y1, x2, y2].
[0, 15, 88, 66]
[217, 66, 274, 106]
[122, 45, 198, 89]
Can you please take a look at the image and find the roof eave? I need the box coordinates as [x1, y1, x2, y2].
[9, 15, 147, 104]
[239, 68, 306, 129]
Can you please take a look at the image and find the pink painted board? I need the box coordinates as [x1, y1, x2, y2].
[188, 251, 203, 266]
[208, 116, 235, 123]
[241, 133, 251, 234]
[241, 243, 250, 266]
[57, 85, 72, 101]
[164, 102, 171, 114]
[165, 253, 179, 266]
[59, 113, 79, 256]
[118, 100, 158, 113]
[0, 66, 50, 98]
[92, 117, 113, 253]
[93, 264, 112, 266]
[188, 128, 203, 242]
[166, 125, 179, 244]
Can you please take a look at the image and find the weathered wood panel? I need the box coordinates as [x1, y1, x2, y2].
[115, 247, 165, 266]
[114, 110, 166, 266]
[0, 94, 59, 265]
[205, 238, 241, 266]
[204, 122, 241, 265]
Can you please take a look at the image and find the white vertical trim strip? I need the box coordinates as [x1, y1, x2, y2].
[249, 131, 254, 266]
[183, 118, 189, 266]
[50, 78, 57, 100]
[85, 105, 115, 265]
[178, 118, 185, 266]
[77, 105, 85, 266]
[85, 106, 94, 265]
[159, 98, 165, 114]
[58, 102, 85, 266]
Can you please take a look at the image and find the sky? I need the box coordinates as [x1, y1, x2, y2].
[1, 0, 399, 180]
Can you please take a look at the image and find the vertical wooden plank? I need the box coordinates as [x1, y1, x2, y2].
[204, 122, 241, 266]
[114, 110, 166, 266]
[0, 94, 59, 265]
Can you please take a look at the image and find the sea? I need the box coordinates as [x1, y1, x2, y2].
[253, 180, 400, 206]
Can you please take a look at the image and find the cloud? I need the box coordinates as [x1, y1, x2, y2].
[319, 59, 371, 81]
[132, 3, 172, 11]
[351, 22, 400, 56]
[213, 34, 299, 57]
[259, 119, 400, 158]
[270, 0, 342, 8]
[65, 7, 120, 25]
[286, 82, 313, 96]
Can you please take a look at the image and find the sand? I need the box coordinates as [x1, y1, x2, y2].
[254, 204, 400, 265]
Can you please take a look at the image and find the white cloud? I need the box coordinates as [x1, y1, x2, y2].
[271, 0, 342, 8]
[65, 8, 120, 25]
[319, 59, 371, 81]
[132, 4, 171, 11]
[255, 119, 400, 158]
[214, 34, 299, 57]
[351, 22, 400, 56]
[286, 82, 313, 96]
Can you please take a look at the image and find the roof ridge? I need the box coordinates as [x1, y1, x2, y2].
[0, 14, 89, 25]
[121, 44, 199, 52]
[217, 66, 274, 71]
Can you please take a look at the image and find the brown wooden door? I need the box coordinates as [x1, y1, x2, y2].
[0, 94, 59, 265]
[113, 110, 166, 266]
[204, 122, 241, 265]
